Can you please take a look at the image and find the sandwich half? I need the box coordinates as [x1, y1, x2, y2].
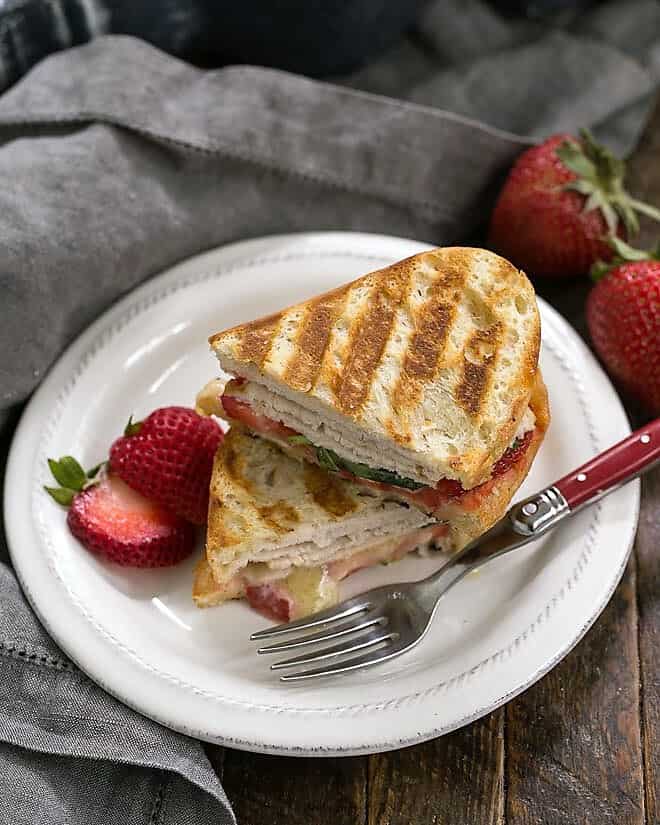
[208, 247, 548, 522]
[194, 427, 450, 621]
[194, 396, 547, 621]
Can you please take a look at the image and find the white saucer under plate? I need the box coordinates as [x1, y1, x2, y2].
[5, 232, 638, 756]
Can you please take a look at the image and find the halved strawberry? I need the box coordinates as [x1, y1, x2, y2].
[109, 406, 223, 525]
[68, 475, 195, 567]
[45, 457, 195, 567]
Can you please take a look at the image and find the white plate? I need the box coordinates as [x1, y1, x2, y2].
[5, 232, 638, 756]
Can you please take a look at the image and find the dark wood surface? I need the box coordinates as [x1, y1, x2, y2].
[207, 100, 660, 825]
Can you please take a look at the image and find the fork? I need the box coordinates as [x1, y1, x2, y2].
[252, 419, 660, 681]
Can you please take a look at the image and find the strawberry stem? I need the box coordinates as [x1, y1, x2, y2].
[590, 237, 660, 282]
[557, 129, 659, 239]
[124, 416, 143, 436]
[628, 197, 660, 223]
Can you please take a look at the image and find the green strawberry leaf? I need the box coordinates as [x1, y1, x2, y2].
[48, 456, 86, 491]
[609, 237, 654, 261]
[579, 128, 625, 183]
[123, 416, 142, 437]
[627, 198, 660, 223]
[590, 237, 660, 282]
[557, 129, 660, 239]
[556, 139, 596, 181]
[86, 461, 105, 479]
[44, 486, 75, 507]
[599, 200, 619, 237]
[590, 259, 612, 281]
[84, 461, 107, 488]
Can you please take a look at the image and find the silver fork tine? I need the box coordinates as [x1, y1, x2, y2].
[257, 614, 384, 654]
[270, 630, 394, 671]
[279, 643, 401, 682]
[250, 598, 370, 641]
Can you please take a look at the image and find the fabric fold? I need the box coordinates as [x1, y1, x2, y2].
[0, 36, 530, 410]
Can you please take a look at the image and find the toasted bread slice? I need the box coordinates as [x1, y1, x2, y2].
[210, 247, 540, 490]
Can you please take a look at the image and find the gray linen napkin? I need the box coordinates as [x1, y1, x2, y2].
[338, 0, 660, 156]
[0, 9, 658, 823]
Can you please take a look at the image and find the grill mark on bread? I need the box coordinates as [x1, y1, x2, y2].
[333, 264, 410, 415]
[235, 312, 282, 367]
[256, 501, 300, 533]
[394, 261, 468, 399]
[388, 255, 470, 439]
[387, 300, 454, 442]
[284, 289, 348, 392]
[403, 300, 454, 383]
[456, 324, 502, 416]
[303, 462, 357, 517]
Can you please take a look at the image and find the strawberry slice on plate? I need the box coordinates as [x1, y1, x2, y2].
[45, 457, 195, 567]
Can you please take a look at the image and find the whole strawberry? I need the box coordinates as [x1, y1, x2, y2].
[109, 406, 223, 524]
[45, 459, 195, 567]
[489, 130, 660, 277]
[587, 239, 660, 414]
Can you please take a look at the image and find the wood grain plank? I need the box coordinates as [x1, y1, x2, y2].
[221, 750, 367, 825]
[626, 96, 660, 246]
[636, 468, 660, 825]
[506, 559, 645, 825]
[616, 90, 660, 825]
[368, 710, 504, 825]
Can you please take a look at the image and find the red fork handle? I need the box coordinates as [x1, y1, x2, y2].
[554, 418, 660, 510]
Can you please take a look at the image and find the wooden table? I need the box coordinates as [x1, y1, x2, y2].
[206, 101, 660, 825]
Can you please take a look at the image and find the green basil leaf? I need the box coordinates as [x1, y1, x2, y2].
[316, 447, 340, 472]
[358, 466, 426, 491]
[287, 435, 313, 446]
[314, 446, 425, 491]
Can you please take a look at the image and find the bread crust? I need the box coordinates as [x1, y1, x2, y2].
[436, 370, 550, 549]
